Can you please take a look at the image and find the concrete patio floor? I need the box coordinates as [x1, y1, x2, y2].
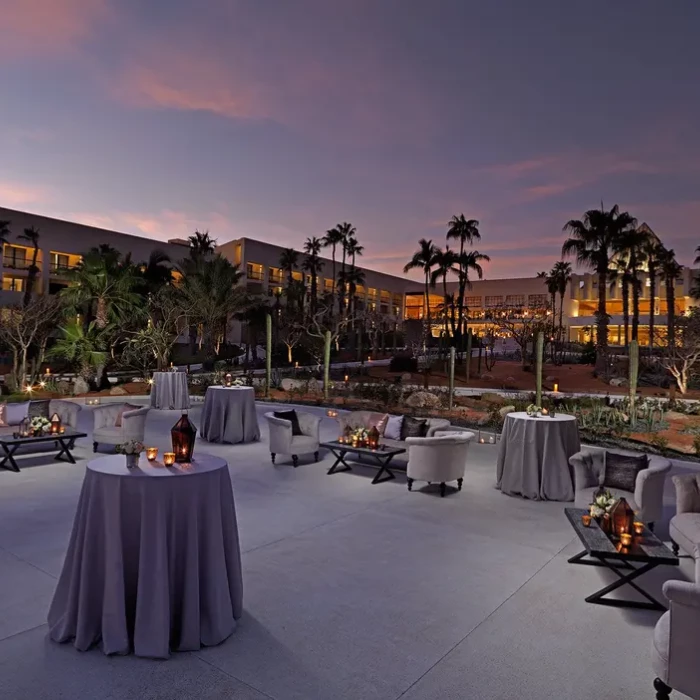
[0, 400, 694, 700]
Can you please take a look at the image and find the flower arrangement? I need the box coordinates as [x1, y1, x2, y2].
[526, 404, 542, 417]
[590, 489, 616, 519]
[115, 440, 144, 456]
[30, 416, 52, 435]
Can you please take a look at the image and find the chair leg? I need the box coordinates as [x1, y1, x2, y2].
[271, 453, 276, 464]
[654, 677, 672, 699]
[292, 455, 299, 468]
[648, 522, 655, 533]
[314, 451, 319, 462]
[457, 477, 463, 491]
[407, 478, 413, 492]
[440, 482, 446, 497]
[671, 540, 679, 557]
[92, 442, 98, 453]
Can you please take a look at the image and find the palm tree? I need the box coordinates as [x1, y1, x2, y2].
[279, 248, 299, 290]
[346, 235, 364, 269]
[562, 204, 637, 370]
[345, 266, 366, 317]
[695, 246, 700, 265]
[431, 247, 459, 340]
[48, 320, 107, 383]
[552, 260, 572, 343]
[331, 222, 356, 313]
[322, 226, 345, 303]
[405, 239, 439, 343]
[659, 247, 683, 349]
[18, 226, 40, 306]
[457, 250, 489, 341]
[614, 226, 650, 342]
[302, 237, 324, 315]
[643, 238, 665, 349]
[0, 220, 11, 246]
[188, 230, 216, 258]
[537, 269, 558, 338]
[608, 260, 633, 346]
[139, 249, 172, 296]
[446, 214, 481, 342]
[62, 247, 141, 329]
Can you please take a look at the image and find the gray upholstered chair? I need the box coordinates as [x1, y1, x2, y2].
[569, 447, 671, 529]
[405, 431, 475, 497]
[670, 474, 700, 559]
[651, 577, 700, 699]
[264, 411, 321, 467]
[47, 399, 81, 430]
[92, 404, 150, 452]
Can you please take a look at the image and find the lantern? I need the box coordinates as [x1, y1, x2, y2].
[609, 498, 635, 538]
[19, 417, 32, 438]
[224, 372, 233, 387]
[49, 413, 62, 435]
[367, 426, 380, 450]
[171, 412, 197, 463]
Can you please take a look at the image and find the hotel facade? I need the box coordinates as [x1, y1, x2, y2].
[1, 207, 697, 347]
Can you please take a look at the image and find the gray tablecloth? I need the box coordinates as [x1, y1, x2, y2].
[200, 387, 260, 444]
[150, 372, 190, 410]
[48, 454, 243, 659]
[496, 412, 580, 501]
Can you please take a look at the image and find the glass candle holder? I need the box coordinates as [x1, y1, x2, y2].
[163, 452, 176, 466]
[146, 447, 158, 462]
[581, 514, 592, 527]
[620, 533, 632, 546]
[633, 521, 644, 535]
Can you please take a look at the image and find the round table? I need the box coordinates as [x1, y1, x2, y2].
[150, 371, 190, 410]
[48, 454, 243, 659]
[200, 386, 260, 444]
[496, 412, 580, 501]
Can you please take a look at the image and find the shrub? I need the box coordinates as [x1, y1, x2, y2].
[390, 354, 418, 373]
[579, 341, 596, 365]
[649, 434, 669, 453]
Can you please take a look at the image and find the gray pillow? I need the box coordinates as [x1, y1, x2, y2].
[384, 415, 403, 440]
[28, 399, 51, 420]
[400, 416, 428, 440]
[6, 401, 30, 426]
[604, 451, 648, 492]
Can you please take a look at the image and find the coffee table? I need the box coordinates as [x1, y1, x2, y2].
[0, 430, 88, 472]
[565, 507, 678, 611]
[321, 441, 406, 484]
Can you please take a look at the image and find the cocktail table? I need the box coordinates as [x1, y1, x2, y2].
[0, 430, 87, 472]
[565, 507, 679, 611]
[321, 441, 406, 484]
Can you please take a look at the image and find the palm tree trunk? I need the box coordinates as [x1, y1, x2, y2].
[596, 269, 609, 373]
[96, 297, 108, 329]
[648, 265, 656, 350]
[631, 275, 640, 342]
[442, 275, 450, 343]
[622, 283, 629, 347]
[558, 292, 565, 347]
[667, 279, 676, 349]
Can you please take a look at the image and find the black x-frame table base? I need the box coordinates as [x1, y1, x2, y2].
[0, 432, 87, 472]
[322, 442, 406, 484]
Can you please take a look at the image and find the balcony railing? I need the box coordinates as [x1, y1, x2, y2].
[50, 262, 76, 274]
[246, 270, 264, 282]
[2, 257, 31, 270]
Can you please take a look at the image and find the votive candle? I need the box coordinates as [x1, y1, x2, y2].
[620, 533, 632, 546]
[163, 452, 176, 466]
[146, 447, 158, 461]
[581, 514, 592, 527]
[633, 521, 644, 535]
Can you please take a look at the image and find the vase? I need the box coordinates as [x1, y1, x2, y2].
[125, 454, 139, 469]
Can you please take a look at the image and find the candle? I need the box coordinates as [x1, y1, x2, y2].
[163, 452, 176, 466]
[541, 407, 549, 416]
[620, 533, 632, 546]
[633, 521, 644, 535]
[581, 514, 592, 527]
[344, 374, 349, 382]
[146, 447, 158, 461]
[479, 437, 485, 444]
[553, 382, 559, 392]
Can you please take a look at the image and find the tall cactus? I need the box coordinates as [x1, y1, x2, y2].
[465, 330, 472, 380]
[323, 330, 331, 400]
[448, 346, 455, 410]
[535, 331, 544, 407]
[265, 313, 272, 399]
[629, 339, 639, 428]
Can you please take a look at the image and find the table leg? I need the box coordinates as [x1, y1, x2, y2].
[55, 438, 77, 464]
[371, 454, 397, 484]
[327, 449, 352, 475]
[569, 550, 666, 610]
[0, 443, 21, 472]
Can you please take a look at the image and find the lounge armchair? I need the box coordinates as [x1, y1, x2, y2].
[92, 404, 149, 452]
[265, 411, 321, 467]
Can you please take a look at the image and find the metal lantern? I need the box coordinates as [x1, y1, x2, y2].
[171, 412, 197, 463]
[610, 498, 635, 538]
[224, 372, 233, 387]
[19, 417, 32, 438]
[50, 412, 62, 435]
[367, 425, 380, 450]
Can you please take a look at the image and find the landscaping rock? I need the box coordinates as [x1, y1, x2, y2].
[545, 375, 557, 383]
[480, 373, 494, 381]
[404, 391, 441, 409]
[499, 405, 516, 419]
[610, 377, 628, 387]
[56, 380, 71, 395]
[480, 392, 506, 405]
[307, 378, 321, 393]
[109, 386, 128, 396]
[400, 372, 412, 383]
[503, 376, 518, 389]
[281, 378, 302, 392]
[73, 378, 89, 395]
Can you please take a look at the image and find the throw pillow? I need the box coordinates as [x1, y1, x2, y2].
[0, 403, 6, 427]
[383, 415, 403, 441]
[273, 410, 303, 436]
[5, 401, 30, 426]
[115, 403, 142, 428]
[603, 451, 648, 492]
[367, 412, 390, 436]
[28, 399, 51, 420]
[400, 416, 428, 440]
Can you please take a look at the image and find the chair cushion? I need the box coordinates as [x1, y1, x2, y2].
[400, 416, 427, 440]
[670, 513, 700, 557]
[115, 403, 141, 427]
[5, 401, 30, 426]
[384, 415, 403, 440]
[367, 412, 390, 435]
[0, 403, 6, 428]
[290, 435, 319, 453]
[604, 451, 647, 492]
[274, 410, 303, 436]
[93, 426, 123, 444]
[28, 399, 51, 420]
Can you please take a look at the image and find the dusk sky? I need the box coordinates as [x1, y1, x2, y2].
[1, 0, 699, 280]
